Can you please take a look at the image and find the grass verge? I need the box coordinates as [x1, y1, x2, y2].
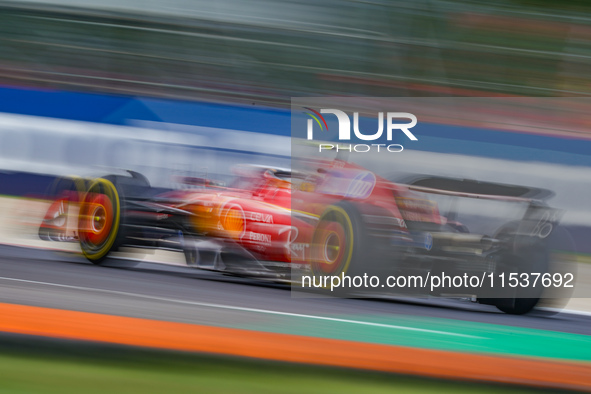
[0, 333, 564, 394]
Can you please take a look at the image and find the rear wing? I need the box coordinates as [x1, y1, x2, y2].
[400, 175, 554, 203]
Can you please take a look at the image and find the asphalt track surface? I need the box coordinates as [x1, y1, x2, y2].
[1, 244, 590, 337]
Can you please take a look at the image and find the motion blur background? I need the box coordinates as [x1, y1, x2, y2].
[2, 0, 591, 101]
[1, 0, 591, 393]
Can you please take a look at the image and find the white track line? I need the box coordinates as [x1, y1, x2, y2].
[541, 307, 591, 317]
[0, 276, 482, 339]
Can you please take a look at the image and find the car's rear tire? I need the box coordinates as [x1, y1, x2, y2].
[495, 298, 539, 315]
[494, 243, 548, 315]
[310, 202, 369, 292]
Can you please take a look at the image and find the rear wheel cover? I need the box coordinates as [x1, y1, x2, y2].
[78, 179, 121, 262]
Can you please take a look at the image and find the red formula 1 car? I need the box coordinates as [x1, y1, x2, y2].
[39, 158, 570, 314]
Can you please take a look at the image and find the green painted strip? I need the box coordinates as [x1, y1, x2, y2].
[235, 313, 591, 363]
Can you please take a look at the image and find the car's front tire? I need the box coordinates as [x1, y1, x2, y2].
[78, 178, 122, 264]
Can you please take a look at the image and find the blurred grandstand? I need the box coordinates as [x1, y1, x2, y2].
[1, 0, 591, 108]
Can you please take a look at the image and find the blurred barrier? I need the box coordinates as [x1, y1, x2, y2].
[0, 112, 290, 189]
[4, 87, 591, 166]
